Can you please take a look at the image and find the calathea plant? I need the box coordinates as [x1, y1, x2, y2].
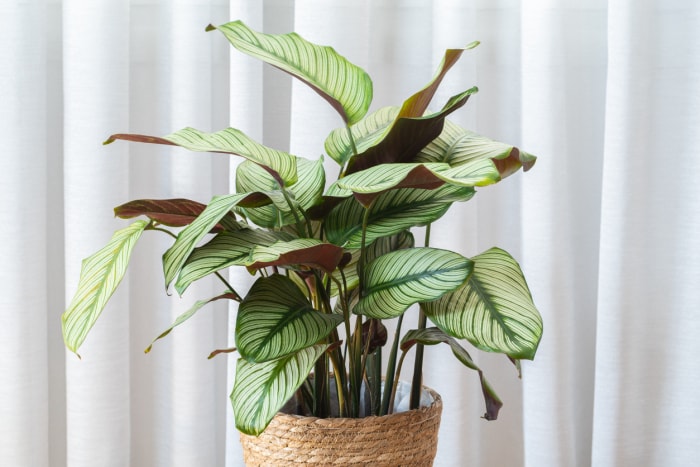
[62, 19, 543, 436]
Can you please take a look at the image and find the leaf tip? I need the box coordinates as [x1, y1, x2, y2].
[103, 136, 116, 145]
[466, 40, 480, 50]
[205, 23, 216, 32]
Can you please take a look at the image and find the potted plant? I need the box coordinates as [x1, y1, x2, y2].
[62, 19, 542, 465]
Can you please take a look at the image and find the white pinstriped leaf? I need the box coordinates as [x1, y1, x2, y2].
[247, 239, 345, 273]
[354, 248, 473, 319]
[232, 345, 329, 436]
[325, 184, 474, 249]
[62, 220, 148, 354]
[422, 247, 542, 360]
[325, 106, 397, 165]
[209, 20, 372, 125]
[236, 275, 342, 363]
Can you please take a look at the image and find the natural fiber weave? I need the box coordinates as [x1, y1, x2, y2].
[240, 387, 442, 466]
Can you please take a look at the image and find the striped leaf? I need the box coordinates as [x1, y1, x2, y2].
[236, 275, 341, 363]
[175, 228, 289, 295]
[114, 198, 239, 232]
[62, 220, 148, 354]
[162, 193, 276, 289]
[325, 106, 397, 166]
[231, 345, 328, 436]
[247, 239, 345, 274]
[400, 327, 502, 420]
[422, 247, 542, 360]
[145, 291, 238, 353]
[106, 127, 297, 185]
[325, 184, 474, 249]
[236, 157, 324, 228]
[417, 119, 537, 178]
[354, 248, 473, 319]
[208, 20, 372, 125]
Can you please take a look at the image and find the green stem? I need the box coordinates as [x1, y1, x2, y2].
[380, 313, 404, 415]
[410, 224, 431, 409]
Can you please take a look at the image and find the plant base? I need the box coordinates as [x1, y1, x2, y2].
[239, 386, 442, 466]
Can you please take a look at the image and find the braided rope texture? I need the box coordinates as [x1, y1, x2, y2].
[240, 387, 442, 466]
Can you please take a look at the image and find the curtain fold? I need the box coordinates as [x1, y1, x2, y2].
[2, 1, 700, 466]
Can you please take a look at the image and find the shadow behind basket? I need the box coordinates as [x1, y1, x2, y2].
[240, 387, 442, 466]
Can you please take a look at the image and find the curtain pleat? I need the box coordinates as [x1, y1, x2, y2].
[2, 1, 700, 466]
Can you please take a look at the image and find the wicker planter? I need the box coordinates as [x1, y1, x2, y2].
[240, 386, 442, 466]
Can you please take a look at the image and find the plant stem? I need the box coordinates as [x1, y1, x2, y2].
[380, 313, 404, 415]
[410, 223, 431, 409]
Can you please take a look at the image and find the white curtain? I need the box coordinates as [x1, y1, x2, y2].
[2, 0, 699, 466]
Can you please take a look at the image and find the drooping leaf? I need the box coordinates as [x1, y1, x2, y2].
[354, 248, 473, 319]
[236, 275, 342, 363]
[207, 20, 372, 125]
[231, 345, 328, 436]
[247, 239, 345, 274]
[422, 247, 542, 360]
[401, 327, 502, 420]
[175, 228, 290, 294]
[145, 291, 238, 353]
[114, 198, 240, 232]
[162, 193, 279, 290]
[325, 184, 474, 249]
[236, 157, 325, 228]
[105, 127, 298, 185]
[344, 87, 478, 175]
[417, 119, 536, 178]
[62, 221, 148, 355]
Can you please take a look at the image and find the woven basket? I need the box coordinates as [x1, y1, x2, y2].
[239, 386, 442, 466]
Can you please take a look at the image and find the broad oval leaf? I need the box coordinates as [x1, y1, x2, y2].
[175, 228, 289, 295]
[247, 239, 345, 274]
[208, 20, 372, 125]
[400, 327, 502, 420]
[62, 220, 148, 354]
[236, 275, 341, 362]
[106, 127, 298, 185]
[232, 345, 329, 436]
[422, 247, 542, 360]
[114, 198, 239, 232]
[417, 119, 537, 178]
[354, 248, 473, 319]
[325, 106, 397, 166]
[325, 184, 474, 249]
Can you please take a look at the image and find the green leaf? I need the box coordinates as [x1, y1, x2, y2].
[325, 107, 398, 166]
[325, 184, 474, 249]
[247, 239, 345, 274]
[400, 327, 502, 420]
[145, 291, 238, 353]
[175, 228, 289, 294]
[62, 220, 148, 355]
[105, 127, 298, 186]
[231, 345, 329, 436]
[422, 247, 542, 360]
[354, 248, 473, 319]
[417, 120, 536, 178]
[236, 157, 325, 228]
[163, 193, 276, 290]
[344, 87, 478, 175]
[236, 275, 342, 362]
[114, 198, 239, 232]
[208, 20, 372, 125]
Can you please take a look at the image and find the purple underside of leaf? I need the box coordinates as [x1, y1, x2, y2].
[494, 147, 536, 178]
[352, 165, 446, 207]
[247, 244, 345, 274]
[306, 196, 348, 220]
[344, 93, 473, 176]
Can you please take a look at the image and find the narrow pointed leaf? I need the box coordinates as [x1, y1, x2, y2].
[62, 221, 148, 354]
[231, 345, 329, 436]
[106, 127, 297, 185]
[423, 247, 542, 360]
[247, 239, 345, 274]
[114, 198, 239, 232]
[325, 184, 474, 249]
[344, 87, 478, 175]
[175, 228, 290, 294]
[145, 291, 238, 353]
[354, 248, 473, 319]
[401, 327, 502, 420]
[417, 120, 536, 178]
[208, 20, 372, 125]
[236, 275, 342, 362]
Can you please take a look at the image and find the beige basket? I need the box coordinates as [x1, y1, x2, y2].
[239, 387, 442, 466]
